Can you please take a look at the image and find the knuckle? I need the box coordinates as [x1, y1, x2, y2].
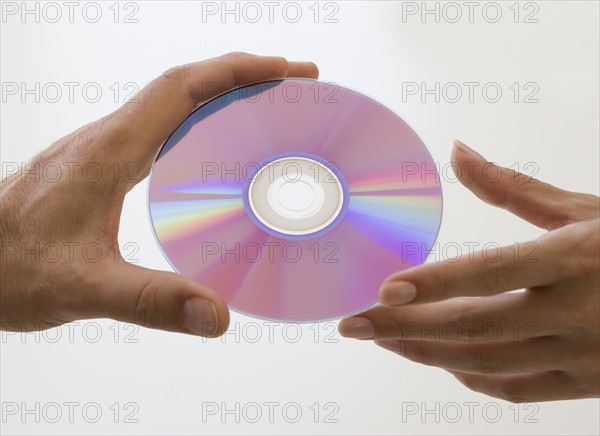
[566, 194, 600, 224]
[551, 220, 600, 278]
[133, 281, 159, 328]
[466, 349, 505, 374]
[574, 222, 600, 269]
[455, 373, 480, 394]
[271, 55, 289, 69]
[567, 339, 600, 369]
[497, 380, 528, 403]
[160, 65, 188, 84]
[435, 267, 452, 301]
[402, 342, 433, 366]
[223, 51, 252, 61]
[482, 258, 511, 293]
[85, 114, 130, 163]
[449, 302, 497, 342]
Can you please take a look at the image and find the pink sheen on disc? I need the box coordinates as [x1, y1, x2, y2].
[148, 79, 443, 322]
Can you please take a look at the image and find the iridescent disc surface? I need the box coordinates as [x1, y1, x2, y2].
[148, 79, 443, 322]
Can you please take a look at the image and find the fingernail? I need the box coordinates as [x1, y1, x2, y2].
[453, 139, 485, 161]
[338, 317, 374, 339]
[181, 298, 219, 336]
[379, 281, 417, 306]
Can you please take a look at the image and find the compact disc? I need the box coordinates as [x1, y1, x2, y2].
[148, 79, 442, 322]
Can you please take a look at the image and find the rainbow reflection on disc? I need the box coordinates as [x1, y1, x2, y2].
[148, 79, 442, 322]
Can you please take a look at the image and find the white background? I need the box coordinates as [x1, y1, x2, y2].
[1, 1, 599, 435]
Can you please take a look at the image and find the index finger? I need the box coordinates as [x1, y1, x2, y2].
[378, 236, 562, 306]
[109, 52, 319, 172]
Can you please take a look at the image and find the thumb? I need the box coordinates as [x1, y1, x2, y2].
[451, 140, 598, 230]
[80, 264, 230, 337]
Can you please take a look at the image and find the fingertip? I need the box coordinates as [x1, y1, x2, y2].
[378, 281, 417, 306]
[181, 297, 219, 337]
[337, 318, 353, 337]
[210, 294, 231, 337]
[452, 139, 486, 162]
[451, 139, 461, 161]
[338, 316, 374, 339]
[378, 284, 395, 306]
[183, 288, 231, 338]
[453, 139, 466, 149]
[312, 62, 319, 78]
[306, 61, 320, 79]
[287, 61, 319, 79]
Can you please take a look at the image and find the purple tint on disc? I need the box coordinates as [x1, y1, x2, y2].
[147, 79, 443, 322]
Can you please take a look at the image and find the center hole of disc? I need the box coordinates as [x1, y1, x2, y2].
[277, 179, 315, 212]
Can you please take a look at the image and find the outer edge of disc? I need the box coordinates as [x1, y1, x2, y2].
[146, 78, 444, 322]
